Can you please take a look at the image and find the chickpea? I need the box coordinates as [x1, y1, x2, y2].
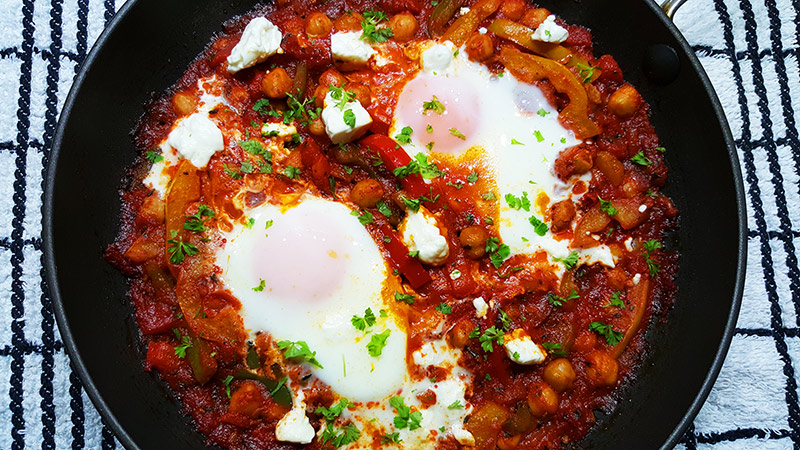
[389, 13, 418, 42]
[586, 351, 619, 386]
[172, 91, 197, 116]
[549, 200, 575, 233]
[345, 82, 372, 106]
[543, 358, 577, 392]
[499, 0, 526, 20]
[308, 117, 326, 136]
[520, 8, 550, 29]
[305, 12, 333, 37]
[465, 34, 494, 62]
[608, 84, 642, 118]
[527, 382, 558, 417]
[319, 68, 347, 89]
[350, 179, 384, 208]
[334, 12, 363, 32]
[447, 319, 475, 348]
[459, 226, 489, 259]
[261, 68, 292, 99]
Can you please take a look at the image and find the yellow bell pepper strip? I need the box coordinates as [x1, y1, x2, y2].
[498, 47, 602, 140]
[428, 0, 465, 38]
[165, 159, 201, 267]
[488, 19, 601, 82]
[612, 278, 651, 359]
[441, 0, 503, 47]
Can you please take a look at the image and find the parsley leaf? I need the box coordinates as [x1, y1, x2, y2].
[145, 151, 164, 163]
[598, 196, 618, 216]
[361, 10, 394, 43]
[511, 138, 524, 145]
[222, 375, 234, 398]
[390, 396, 423, 430]
[489, 243, 511, 268]
[482, 192, 496, 201]
[328, 85, 356, 109]
[351, 308, 377, 331]
[576, 63, 599, 83]
[467, 171, 479, 183]
[367, 329, 391, 357]
[554, 251, 579, 270]
[604, 291, 625, 308]
[435, 302, 452, 314]
[239, 139, 266, 156]
[394, 126, 413, 145]
[376, 201, 392, 217]
[167, 231, 199, 264]
[505, 192, 531, 211]
[643, 239, 662, 276]
[350, 209, 374, 225]
[589, 321, 624, 346]
[343, 109, 356, 128]
[534, 130, 545, 142]
[447, 400, 463, 409]
[528, 215, 548, 236]
[184, 204, 215, 232]
[253, 98, 271, 116]
[283, 166, 301, 179]
[479, 326, 505, 352]
[542, 342, 567, 357]
[381, 432, 402, 444]
[174, 335, 192, 358]
[316, 399, 354, 423]
[631, 151, 653, 166]
[277, 340, 324, 368]
[537, 108, 550, 117]
[422, 95, 445, 115]
[449, 128, 466, 140]
[547, 289, 579, 307]
[394, 291, 415, 304]
[393, 153, 442, 179]
[321, 423, 361, 448]
[252, 279, 266, 292]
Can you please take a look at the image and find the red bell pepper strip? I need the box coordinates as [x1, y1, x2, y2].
[359, 134, 429, 198]
[379, 224, 431, 289]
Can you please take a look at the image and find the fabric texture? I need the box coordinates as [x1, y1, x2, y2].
[0, 0, 797, 448]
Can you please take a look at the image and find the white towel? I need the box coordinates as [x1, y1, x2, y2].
[0, 0, 797, 448]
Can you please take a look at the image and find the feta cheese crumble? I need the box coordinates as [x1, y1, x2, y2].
[531, 15, 569, 43]
[227, 17, 283, 73]
[166, 112, 224, 168]
[275, 391, 315, 444]
[472, 297, 488, 319]
[504, 329, 546, 365]
[321, 92, 372, 144]
[331, 31, 376, 65]
[399, 207, 450, 266]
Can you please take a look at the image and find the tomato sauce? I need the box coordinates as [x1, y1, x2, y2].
[107, 0, 679, 448]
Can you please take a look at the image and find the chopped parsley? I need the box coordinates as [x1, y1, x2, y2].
[422, 95, 446, 115]
[631, 151, 653, 166]
[576, 63, 599, 83]
[277, 340, 323, 368]
[402, 189, 439, 212]
[173, 335, 192, 358]
[542, 342, 567, 357]
[528, 215, 548, 236]
[223, 163, 243, 180]
[505, 192, 531, 211]
[394, 291, 415, 304]
[367, 329, 391, 357]
[321, 423, 361, 448]
[222, 375, 234, 398]
[350, 209, 374, 225]
[534, 130, 545, 142]
[239, 139, 267, 156]
[548, 289, 579, 307]
[435, 302, 452, 314]
[447, 400, 463, 410]
[554, 251, 579, 270]
[253, 98, 271, 116]
[482, 192, 496, 201]
[360, 10, 393, 43]
[376, 201, 392, 217]
[342, 109, 356, 128]
[485, 237, 511, 268]
[604, 291, 625, 309]
[240, 161, 255, 174]
[511, 138, 524, 145]
[244, 217, 255, 229]
[394, 126, 413, 145]
[643, 239, 662, 276]
[537, 108, 550, 117]
[467, 171, 479, 183]
[426, 124, 434, 133]
[446, 181, 464, 189]
[598, 196, 618, 216]
[478, 326, 505, 352]
[167, 231, 198, 264]
[393, 152, 442, 179]
[449, 128, 466, 140]
[381, 432, 402, 444]
[252, 279, 266, 292]
[145, 151, 164, 163]
[328, 85, 356, 109]
[316, 399, 353, 422]
[390, 396, 423, 430]
[184, 204, 215, 233]
[589, 321, 624, 346]
[351, 308, 377, 331]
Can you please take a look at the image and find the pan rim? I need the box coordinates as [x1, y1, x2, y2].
[41, 1, 746, 449]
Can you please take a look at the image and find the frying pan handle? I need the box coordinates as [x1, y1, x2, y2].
[660, 0, 688, 19]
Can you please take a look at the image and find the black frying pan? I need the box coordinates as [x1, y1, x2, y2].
[43, 0, 745, 448]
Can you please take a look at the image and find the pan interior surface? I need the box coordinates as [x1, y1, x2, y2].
[44, 0, 743, 448]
